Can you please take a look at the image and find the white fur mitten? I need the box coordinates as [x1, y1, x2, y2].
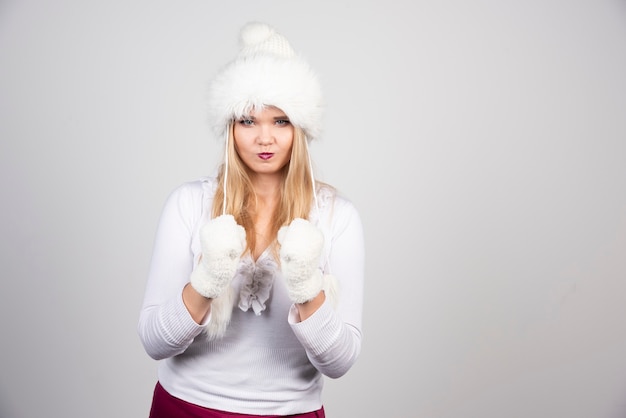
[277, 218, 325, 303]
[190, 214, 246, 299]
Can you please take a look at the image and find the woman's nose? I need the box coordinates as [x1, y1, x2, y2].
[256, 125, 274, 144]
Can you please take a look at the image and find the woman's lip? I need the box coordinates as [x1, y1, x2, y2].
[258, 152, 274, 160]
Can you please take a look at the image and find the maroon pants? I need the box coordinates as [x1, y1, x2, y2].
[149, 382, 325, 418]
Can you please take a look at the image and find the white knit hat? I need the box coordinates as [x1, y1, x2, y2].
[207, 22, 324, 141]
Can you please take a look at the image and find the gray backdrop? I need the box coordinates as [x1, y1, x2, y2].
[1, 0, 625, 417]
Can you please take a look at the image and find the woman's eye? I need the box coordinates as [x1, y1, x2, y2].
[239, 119, 254, 126]
[276, 119, 290, 126]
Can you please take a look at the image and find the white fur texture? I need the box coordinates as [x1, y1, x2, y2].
[207, 22, 323, 142]
[204, 286, 236, 340]
[277, 218, 325, 303]
[190, 214, 246, 299]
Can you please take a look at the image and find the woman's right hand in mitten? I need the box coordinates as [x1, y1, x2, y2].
[190, 214, 246, 299]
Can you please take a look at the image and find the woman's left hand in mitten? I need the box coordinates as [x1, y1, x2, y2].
[277, 218, 325, 304]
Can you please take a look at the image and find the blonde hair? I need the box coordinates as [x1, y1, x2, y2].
[211, 124, 320, 257]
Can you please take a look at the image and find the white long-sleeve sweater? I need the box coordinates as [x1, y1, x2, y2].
[137, 176, 365, 415]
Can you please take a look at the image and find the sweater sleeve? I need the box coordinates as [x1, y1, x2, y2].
[137, 182, 207, 360]
[288, 198, 365, 378]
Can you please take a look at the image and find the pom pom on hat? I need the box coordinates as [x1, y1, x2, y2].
[238, 22, 295, 58]
[240, 21, 273, 46]
[207, 22, 323, 141]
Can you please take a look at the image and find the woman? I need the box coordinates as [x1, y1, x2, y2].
[138, 21, 364, 417]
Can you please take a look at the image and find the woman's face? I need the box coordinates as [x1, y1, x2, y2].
[233, 106, 294, 177]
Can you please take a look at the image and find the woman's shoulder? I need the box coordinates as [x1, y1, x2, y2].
[317, 184, 357, 211]
[314, 183, 361, 228]
[170, 175, 218, 196]
[158, 176, 219, 228]
[162, 175, 218, 211]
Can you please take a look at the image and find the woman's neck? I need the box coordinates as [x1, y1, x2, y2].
[250, 173, 281, 203]
[249, 175, 281, 260]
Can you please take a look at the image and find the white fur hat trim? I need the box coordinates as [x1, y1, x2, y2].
[207, 22, 323, 141]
